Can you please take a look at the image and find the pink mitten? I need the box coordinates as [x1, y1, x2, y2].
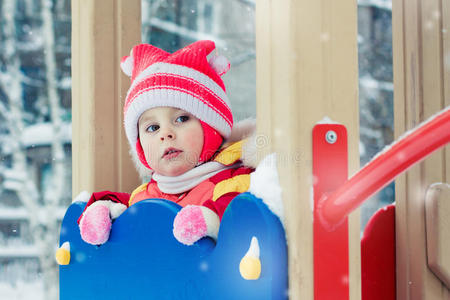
[79, 200, 127, 245]
[173, 205, 220, 245]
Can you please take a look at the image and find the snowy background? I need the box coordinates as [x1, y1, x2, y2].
[0, 0, 393, 298]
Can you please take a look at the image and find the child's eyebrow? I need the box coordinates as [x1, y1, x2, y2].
[138, 115, 156, 125]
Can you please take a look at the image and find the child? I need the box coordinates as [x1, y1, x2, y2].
[78, 40, 255, 246]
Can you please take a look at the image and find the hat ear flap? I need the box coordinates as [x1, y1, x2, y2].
[120, 55, 134, 77]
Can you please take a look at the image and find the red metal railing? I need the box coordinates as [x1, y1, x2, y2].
[313, 107, 449, 300]
[318, 107, 450, 229]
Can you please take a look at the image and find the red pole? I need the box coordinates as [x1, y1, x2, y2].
[318, 107, 450, 230]
[313, 124, 349, 300]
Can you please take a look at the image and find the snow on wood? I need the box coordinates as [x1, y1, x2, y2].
[316, 116, 342, 125]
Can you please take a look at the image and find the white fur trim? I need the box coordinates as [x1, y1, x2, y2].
[228, 119, 258, 168]
[200, 206, 220, 240]
[82, 200, 127, 220]
[226, 118, 256, 144]
[129, 147, 153, 180]
[109, 202, 128, 219]
[241, 134, 259, 169]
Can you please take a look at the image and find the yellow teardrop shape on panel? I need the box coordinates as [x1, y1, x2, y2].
[239, 256, 261, 280]
[55, 248, 71, 265]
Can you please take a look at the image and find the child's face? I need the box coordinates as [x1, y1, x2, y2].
[138, 107, 204, 176]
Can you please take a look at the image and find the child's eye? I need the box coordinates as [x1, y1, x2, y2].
[175, 115, 190, 123]
[146, 124, 160, 132]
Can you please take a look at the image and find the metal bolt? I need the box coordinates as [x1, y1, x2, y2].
[325, 130, 337, 144]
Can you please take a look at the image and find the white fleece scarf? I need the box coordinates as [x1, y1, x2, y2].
[152, 161, 242, 194]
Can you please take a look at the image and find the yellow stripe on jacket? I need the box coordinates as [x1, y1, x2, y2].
[213, 140, 244, 166]
[212, 174, 251, 201]
[129, 183, 148, 207]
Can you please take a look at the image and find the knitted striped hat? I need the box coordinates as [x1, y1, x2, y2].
[121, 40, 233, 169]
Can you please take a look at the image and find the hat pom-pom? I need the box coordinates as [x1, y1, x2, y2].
[120, 55, 134, 77]
[209, 55, 230, 76]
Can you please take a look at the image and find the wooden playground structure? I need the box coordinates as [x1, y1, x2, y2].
[69, 0, 449, 299]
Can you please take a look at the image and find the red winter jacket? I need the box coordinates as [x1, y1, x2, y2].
[78, 140, 253, 223]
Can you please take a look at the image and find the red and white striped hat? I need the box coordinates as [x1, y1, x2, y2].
[121, 40, 233, 169]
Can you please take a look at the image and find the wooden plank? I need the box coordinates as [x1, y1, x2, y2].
[393, 0, 450, 298]
[444, 8, 450, 297]
[393, 0, 422, 298]
[421, 0, 450, 298]
[256, 1, 359, 299]
[72, 0, 141, 196]
[393, 0, 417, 297]
[114, 0, 143, 193]
[392, 0, 408, 296]
[444, 5, 450, 296]
[443, 0, 450, 186]
[426, 183, 450, 290]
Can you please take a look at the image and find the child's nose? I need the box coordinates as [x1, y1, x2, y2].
[160, 129, 175, 141]
[160, 134, 173, 141]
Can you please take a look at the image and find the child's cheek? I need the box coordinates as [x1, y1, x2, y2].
[185, 131, 204, 153]
[141, 138, 158, 162]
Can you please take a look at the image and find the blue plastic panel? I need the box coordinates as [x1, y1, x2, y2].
[59, 192, 287, 299]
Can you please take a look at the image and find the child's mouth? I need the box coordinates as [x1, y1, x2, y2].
[162, 148, 182, 159]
